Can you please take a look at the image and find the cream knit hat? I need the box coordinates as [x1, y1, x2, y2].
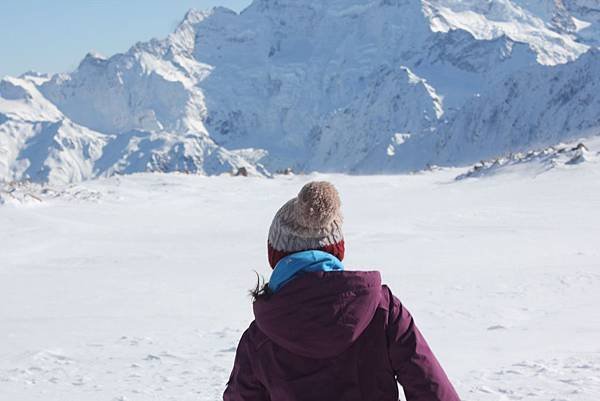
[267, 181, 345, 267]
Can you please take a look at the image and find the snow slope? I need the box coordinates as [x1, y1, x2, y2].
[1, 0, 600, 183]
[0, 76, 261, 184]
[1, 143, 600, 400]
[421, 49, 600, 168]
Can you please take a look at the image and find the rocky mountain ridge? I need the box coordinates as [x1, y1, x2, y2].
[1, 0, 599, 183]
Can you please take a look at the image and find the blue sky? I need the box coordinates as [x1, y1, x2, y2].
[0, 0, 252, 78]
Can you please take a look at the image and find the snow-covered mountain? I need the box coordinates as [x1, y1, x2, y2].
[1, 0, 599, 183]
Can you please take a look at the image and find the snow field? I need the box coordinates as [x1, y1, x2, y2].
[1, 163, 599, 400]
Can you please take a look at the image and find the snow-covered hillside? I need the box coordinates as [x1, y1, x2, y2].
[1, 151, 599, 400]
[0, 76, 261, 184]
[1, 0, 600, 183]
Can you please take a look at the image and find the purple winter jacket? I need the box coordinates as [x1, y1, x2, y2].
[223, 271, 460, 401]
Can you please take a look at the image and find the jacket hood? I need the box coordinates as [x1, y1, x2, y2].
[253, 270, 382, 359]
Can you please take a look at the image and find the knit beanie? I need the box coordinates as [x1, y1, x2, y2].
[267, 181, 345, 268]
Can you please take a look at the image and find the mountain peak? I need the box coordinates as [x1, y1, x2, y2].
[77, 51, 108, 70]
[1, 0, 599, 184]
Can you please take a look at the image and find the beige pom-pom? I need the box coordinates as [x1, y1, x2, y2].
[296, 181, 341, 228]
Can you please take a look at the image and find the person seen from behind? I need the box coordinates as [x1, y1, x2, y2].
[224, 181, 461, 401]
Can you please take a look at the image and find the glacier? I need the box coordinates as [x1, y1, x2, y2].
[1, 0, 599, 183]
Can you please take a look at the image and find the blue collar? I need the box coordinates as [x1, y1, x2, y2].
[269, 250, 344, 293]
